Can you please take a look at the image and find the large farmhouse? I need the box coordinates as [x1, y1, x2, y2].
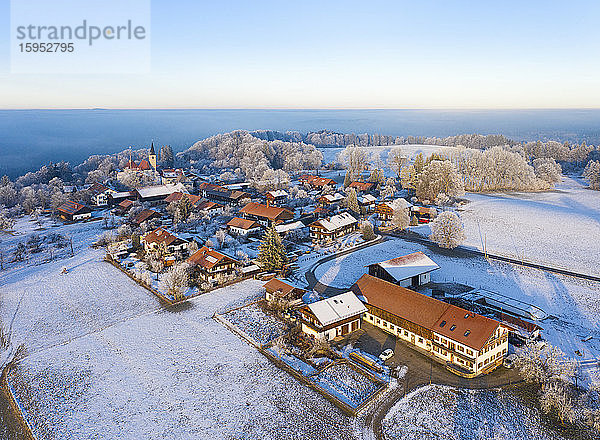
[300, 291, 367, 341]
[239, 202, 294, 226]
[351, 274, 510, 377]
[135, 183, 187, 204]
[367, 251, 439, 288]
[226, 217, 261, 236]
[142, 228, 191, 255]
[309, 212, 358, 243]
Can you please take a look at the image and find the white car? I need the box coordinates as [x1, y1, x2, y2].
[379, 349, 394, 362]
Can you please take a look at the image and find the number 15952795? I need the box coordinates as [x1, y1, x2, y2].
[19, 42, 74, 52]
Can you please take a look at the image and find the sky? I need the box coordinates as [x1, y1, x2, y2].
[1, 0, 600, 109]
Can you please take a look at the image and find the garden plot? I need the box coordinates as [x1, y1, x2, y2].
[221, 301, 287, 345]
[311, 362, 382, 409]
[383, 385, 565, 440]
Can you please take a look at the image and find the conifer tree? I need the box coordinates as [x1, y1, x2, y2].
[257, 224, 288, 271]
[345, 187, 360, 214]
[413, 153, 425, 175]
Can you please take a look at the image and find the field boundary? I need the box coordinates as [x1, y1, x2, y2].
[1, 367, 36, 440]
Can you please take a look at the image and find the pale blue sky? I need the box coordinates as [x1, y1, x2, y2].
[1, 0, 599, 109]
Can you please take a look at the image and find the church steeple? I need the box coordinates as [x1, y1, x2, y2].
[149, 141, 157, 171]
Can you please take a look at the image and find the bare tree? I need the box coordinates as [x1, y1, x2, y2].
[429, 211, 466, 249]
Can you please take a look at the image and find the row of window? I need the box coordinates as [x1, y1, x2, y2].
[434, 334, 474, 357]
[369, 314, 425, 346]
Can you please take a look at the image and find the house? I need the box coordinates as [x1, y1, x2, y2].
[142, 228, 191, 255]
[116, 199, 134, 215]
[358, 194, 377, 214]
[109, 191, 135, 206]
[299, 175, 337, 191]
[367, 252, 439, 288]
[349, 181, 376, 194]
[205, 188, 251, 206]
[164, 191, 204, 207]
[196, 200, 225, 215]
[265, 190, 288, 206]
[56, 200, 92, 221]
[227, 217, 261, 236]
[300, 291, 367, 341]
[186, 247, 240, 284]
[309, 212, 358, 243]
[239, 202, 294, 226]
[263, 278, 306, 304]
[318, 193, 344, 206]
[275, 221, 306, 238]
[351, 274, 510, 377]
[411, 206, 437, 223]
[132, 209, 162, 226]
[134, 183, 187, 204]
[88, 183, 114, 207]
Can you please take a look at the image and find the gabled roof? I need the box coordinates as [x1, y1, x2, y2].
[186, 246, 239, 269]
[263, 278, 304, 296]
[138, 159, 151, 170]
[307, 292, 367, 327]
[239, 202, 294, 222]
[310, 212, 357, 232]
[349, 181, 375, 191]
[266, 190, 288, 199]
[57, 200, 89, 215]
[369, 251, 439, 282]
[164, 191, 204, 206]
[358, 194, 377, 204]
[275, 221, 305, 234]
[320, 193, 344, 203]
[143, 228, 188, 247]
[227, 217, 260, 230]
[118, 199, 134, 209]
[136, 183, 186, 200]
[88, 182, 110, 195]
[351, 274, 500, 351]
[133, 209, 161, 224]
[433, 304, 500, 351]
[309, 177, 336, 187]
[196, 200, 223, 211]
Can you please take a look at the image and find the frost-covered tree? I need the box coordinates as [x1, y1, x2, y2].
[540, 381, 577, 425]
[338, 146, 368, 182]
[513, 341, 576, 385]
[400, 165, 418, 192]
[387, 147, 407, 178]
[0, 211, 15, 232]
[429, 211, 466, 249]
[381, 177, 396, 200]
[391, 199, 411, 230]
[344, 187, 360, 214]
[361, 221, 376, 240]
[159, 145, 175, 168]
[416, 160, 464, 203]
[257, 224, 287, 271]
[533, 158, 562, 186]
[160, 262, 190, 300]
[583, 160, 600, 190]
[413, 153, 425, 175]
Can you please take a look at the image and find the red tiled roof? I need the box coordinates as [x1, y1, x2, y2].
[227, 217, 259, 230]
[137, 159, 151, 170]
[88, 182, 109, 194]
[239, 202, 293, 222]
[143, 228, 186, 247]
[196, 200, 223, 211]
[309, 177, 336, 187]
[263, 278, 302, 296]
[351, 274, 500, 351]
[118, 199, 134, 209]
[186, 246, 238, 269]
[57, 200, 88, 215]
[133, 209, 161, 224]
[349, 181, 375, 191]
[164, 192, 204, 206]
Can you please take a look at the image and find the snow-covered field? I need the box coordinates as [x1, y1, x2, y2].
[312, 363, 381, 409]
[383, 385, 564, 440]
[221, 301, 287, 345]
[314, 238, 600, 370]
[7, 277, 358, 440]
[460, 176, 600, 277]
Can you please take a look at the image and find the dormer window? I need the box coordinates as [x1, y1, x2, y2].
[439, 320, 446, 327]
[464, 313, 469, 319]
[464, 330, 471, 337]
[450, 325, 456, 331]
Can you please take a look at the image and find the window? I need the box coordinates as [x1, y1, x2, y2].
[377, 319, 380, 324]
[439, 320, 446, 327]
[467, 349, 473, 356]
[404, 330, 408, 336]
[418, 337, 423, 344]
[434, 335, 439, 342]
[464, 313, 469, 319]
[464, 330, 470, 337]
[383, 322, 387, 327]
[450, 325, 456, 331]
[478, 362, 482, 368]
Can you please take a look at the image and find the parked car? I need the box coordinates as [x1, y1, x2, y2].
[379, 348, 394, 362]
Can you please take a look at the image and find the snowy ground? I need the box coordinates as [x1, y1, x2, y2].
[382, 385, 565, 440]
[314, 238, 600, 378]
[460, 176, 600, 277]
[7, 275, 358, 440]
[221, 301, 287, 345]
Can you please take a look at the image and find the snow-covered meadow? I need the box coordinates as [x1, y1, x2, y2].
[460, 176, 600, 277]
[7, 277, 359, 440]
[383, 385, 564, 440]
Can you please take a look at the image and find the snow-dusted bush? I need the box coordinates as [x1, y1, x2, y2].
[513, 341, 575, 386]
[583, 160, 600, 190]
[360, 221, 376, 241]
[533, 158, 562, 185]
[429, 211, 466, 249]
[390, 199, 410, 230]
[160, 263, 191, 300]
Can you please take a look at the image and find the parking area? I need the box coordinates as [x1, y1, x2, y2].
[337, 322, 521, 393]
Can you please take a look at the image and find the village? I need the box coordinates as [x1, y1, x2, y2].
[1, 136, 600, 440]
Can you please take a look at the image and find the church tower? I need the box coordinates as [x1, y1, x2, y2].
[149, 141, 157, 171]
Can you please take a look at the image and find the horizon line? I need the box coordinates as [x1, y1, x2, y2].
[2, 107, 600, 111]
